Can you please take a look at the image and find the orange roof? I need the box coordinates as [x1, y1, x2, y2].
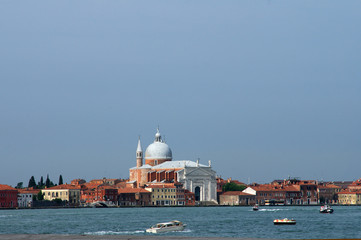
[81, 182, 103, 189]
[146, 184, 176, 188]
[318, 184, 341, 189]
[97, 185, 117, 190]
[221, 191, 254, 196]
[251, 184, 299, 192]
[44, 184, 81, 190]
[18, 189, 41, 194]
[0, 184, 17, 191]
[338, 190, 361, 195]
[118, 188, 151, 194]
[349, 178, 361, 186]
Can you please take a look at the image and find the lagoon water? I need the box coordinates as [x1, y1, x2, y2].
[1, 206, 361, 239]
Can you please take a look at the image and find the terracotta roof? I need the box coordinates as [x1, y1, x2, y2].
[221, 191, 254, 196]
[338, 190, 361, 195]
[98, 185, 117, 190]
[318, 184, 341, 189]
[251, 184, 299, 192]
[18, 189, 41, 194]
[81, 182, 103, 189]
[43, 184, 81, 190]
[349, 178, 361, 186]
[0, 184, 17, 191]
[146, 184, 176, 188]
[118, 188, 151, 194]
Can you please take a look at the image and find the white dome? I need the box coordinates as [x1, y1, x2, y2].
[145, 142, 172, 160]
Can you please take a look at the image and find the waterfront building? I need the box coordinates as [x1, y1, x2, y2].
[0, 184, 18, 208]
[331, 181, 353, 190]
[80, 183, 118, 206]
[338, 190, 361, 205]
[41, 184, 81, 206]
[347, 178, 361, 191]
[118, 188, 151, 206]
[243, 184, 298, 205]
[17, 189, 40, 208]
[129, 129, 217, 203]
[184, 189, 195, 206]
[243, 179, 318, 205]
[145, 184, 178, 206]
[216, 177, 246, 203]
[317, 183, 341, 204]
[298, 180, 318, 204]
[219, 191, 256, 206]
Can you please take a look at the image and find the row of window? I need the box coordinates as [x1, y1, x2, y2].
[153, 195, 176, 199]
[153, 188, 176, 192]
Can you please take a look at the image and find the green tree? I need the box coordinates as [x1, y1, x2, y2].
[58, 175, 63, 185]
[45, 174, 55, 188]
[222, 182, 246, 192]
[53, 198, 63, 205]
[37, 191, 44, 200]
[15, 182, 23, 189]
[38, 176, 44, 189]
[28, 176, 37, 188]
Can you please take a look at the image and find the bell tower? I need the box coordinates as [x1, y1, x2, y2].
[136, 137, 143, 167]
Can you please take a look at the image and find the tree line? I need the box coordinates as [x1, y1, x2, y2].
[15, 174, 64, 189]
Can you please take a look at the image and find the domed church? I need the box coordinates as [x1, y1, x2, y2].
[129, 128, 217, 203]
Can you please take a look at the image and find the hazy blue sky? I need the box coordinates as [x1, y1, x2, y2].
[1, 0, 360, 187]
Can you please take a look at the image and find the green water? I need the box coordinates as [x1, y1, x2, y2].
[1, 206, 360, 238]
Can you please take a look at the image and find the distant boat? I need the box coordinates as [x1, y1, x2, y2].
[252, 204, 259, 211]
[273, 218, 296, 225]
[320, 205, 333, 213]
[146, 220, 186, 233]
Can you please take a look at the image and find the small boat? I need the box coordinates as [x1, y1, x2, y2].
[320, 205, 333, 213]
[273, 218, 296, 225]
[253, 204, 259, 211]
[146, 220, 186, 233]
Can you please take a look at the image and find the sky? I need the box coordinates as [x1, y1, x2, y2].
[1, 0, 361, 187]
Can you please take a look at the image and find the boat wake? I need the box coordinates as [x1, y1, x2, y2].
[84, 230, 145, 235]
[258, 208, 287, 212]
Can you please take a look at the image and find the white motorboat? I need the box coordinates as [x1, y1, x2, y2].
[253, 204, 259, 211]
[146, 220, 186, 233]
[320, 205, 334, 213]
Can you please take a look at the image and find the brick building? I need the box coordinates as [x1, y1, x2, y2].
[118, 188, 151, 206]
[0, 184, 18, 208]
[80, 183, 118, 206]
[317, 183, 341, 204]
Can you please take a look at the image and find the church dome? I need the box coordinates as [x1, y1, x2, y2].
[145, 142, 172, 160]
[145, 128, 172, 160]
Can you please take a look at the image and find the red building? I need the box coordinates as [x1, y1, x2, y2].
[0, 184, 18, 208]
[118, 188, 152, 206]
[347, 178, 361, 191]
[184, 190, 195, 206]
[80, 183, 118, 205]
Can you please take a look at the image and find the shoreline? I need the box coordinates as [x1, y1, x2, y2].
[0, 235, 360, 240]
[0, 235, 272, 240]
[1, 204, 354, 211]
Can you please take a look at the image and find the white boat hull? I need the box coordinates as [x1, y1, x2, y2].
[146, 225, 185, 233]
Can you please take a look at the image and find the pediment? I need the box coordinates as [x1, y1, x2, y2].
[185, 167, 214, 177]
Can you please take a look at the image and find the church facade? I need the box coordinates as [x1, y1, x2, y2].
[129, 129, 217, 203]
